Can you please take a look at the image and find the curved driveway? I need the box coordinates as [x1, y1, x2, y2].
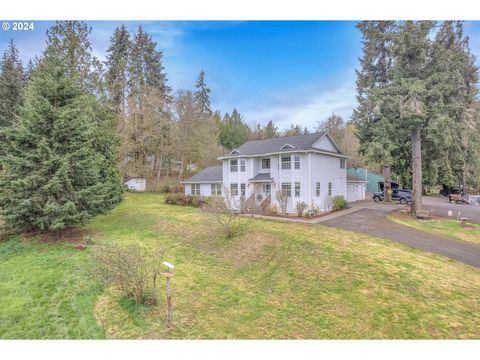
[320, 207, 480, 269]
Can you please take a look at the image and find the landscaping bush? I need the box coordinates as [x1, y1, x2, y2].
[266, 203, 280, 215]
[332, 196, 348, 211]
[295, 201, 308, 217]
[91, 243, 165, 305]
[164, 193, 206, 207]
[276, 190, 289, 214]
[202, 191, 244, 239]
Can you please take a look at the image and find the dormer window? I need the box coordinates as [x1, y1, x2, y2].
[281, 144, 295, 150]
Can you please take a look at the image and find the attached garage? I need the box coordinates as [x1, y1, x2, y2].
[347, 174, 367, 202]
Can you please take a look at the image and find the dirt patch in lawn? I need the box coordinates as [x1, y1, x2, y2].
[22, 228, 91, 245]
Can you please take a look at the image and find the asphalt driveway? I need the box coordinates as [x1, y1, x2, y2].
[423, 195, 480, 224]
[320, 207, 480, 269]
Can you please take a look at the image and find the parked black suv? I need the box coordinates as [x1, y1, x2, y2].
[372, 189, 412, 205]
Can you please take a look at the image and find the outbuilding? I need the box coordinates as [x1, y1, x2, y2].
[124, 177, 146, 192]
[346, 174, 368, 202]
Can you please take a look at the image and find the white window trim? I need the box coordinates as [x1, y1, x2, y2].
[261, 158, 270, 169]
[240, 183, 246, 196]
[191, 184, 200, 196]
[316, 182, 321, 197]
[281, 155, 291, 170]
[230, 159, 238, 172]
[295, 182, 301, 197]
[294, 155, 300, 169]
[240, 159, 246, 172]
[231, 183, 238, 196]
[281, 183, 291, 197]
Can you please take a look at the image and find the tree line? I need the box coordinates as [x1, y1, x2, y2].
[354, 21, 480, 214]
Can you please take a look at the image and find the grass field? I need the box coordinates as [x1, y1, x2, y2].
[389, 212, 480, 245]
[1, 192, 480, 339]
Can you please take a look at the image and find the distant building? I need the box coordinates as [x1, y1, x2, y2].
[347, 167, 383, 194]
[124, 177, 146, 192]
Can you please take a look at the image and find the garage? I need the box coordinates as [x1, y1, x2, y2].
[347, 174, 367, 202]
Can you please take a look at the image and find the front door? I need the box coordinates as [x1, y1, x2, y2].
[263, 183, 271, 197]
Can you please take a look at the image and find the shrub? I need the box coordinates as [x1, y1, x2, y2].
[276, 190, 289, 214]
[160, 179, 184, 193]
[91, 243, 165, 305]
[332, 196, 348, 211]
[83, 236, 95, 245]
[164, 193, 205, 207]
[295, 201, 308, 217]
[266, 203, 280, 215]
[202, 189, 244, 238]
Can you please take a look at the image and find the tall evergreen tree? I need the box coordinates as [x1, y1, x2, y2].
[45, 21, 102, 92]
[218, 109, 250, 150]
[194, 70, 211, 114]
[354, 21, 397, 201]
[105, 25, 131, 114]
[128, 26, 170, 104]
[0, 55, 122, 231]
[0, 40, 25, 128]
[388, 21, 435, 215]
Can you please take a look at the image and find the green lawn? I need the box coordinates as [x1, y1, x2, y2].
[1, 192, 480, 339]
[389, 212, 480, 245]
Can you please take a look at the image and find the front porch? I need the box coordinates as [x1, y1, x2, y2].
[245, 174, 273, 213]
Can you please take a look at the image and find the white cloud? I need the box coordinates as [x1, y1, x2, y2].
[241, 81, 357, 131]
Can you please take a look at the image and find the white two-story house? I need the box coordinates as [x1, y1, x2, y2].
[183, 131, 359, 213]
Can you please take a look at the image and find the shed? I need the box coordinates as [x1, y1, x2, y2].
[124, 177, 146, 192]
[347, 174, 368, 202]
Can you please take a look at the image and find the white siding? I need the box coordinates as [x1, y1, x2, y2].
[219, 150, 347, 213]
[125, 178, 146, 192]
[312, 135, 338, 152]
[308, 153, 347, 212]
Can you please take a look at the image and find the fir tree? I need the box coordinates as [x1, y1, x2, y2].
[0, 40, 25, 128]
[128, 26, 170, 105]
[218, 109, 250, 150]
[105, 25, 131, 114]
[194, 70, 211, 114]
[354, 21, 397, 201]
[0, 55, 122, 231]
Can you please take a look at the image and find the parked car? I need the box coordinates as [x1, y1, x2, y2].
[372, 189, 412, 205]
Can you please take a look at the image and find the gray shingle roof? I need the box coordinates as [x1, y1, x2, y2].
[183, 166, 223, 183]
[249, 173, 272, 182]
[224, 131, 336, 157]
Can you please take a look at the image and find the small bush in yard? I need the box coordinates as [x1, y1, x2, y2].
[202, 190, 244, 238]
[295, 201, 308, 217]
[266, 203, 280, 215]
[164, 193, 206, 207]
[332, 196, 348, 211]
[91, 243, 166, 305]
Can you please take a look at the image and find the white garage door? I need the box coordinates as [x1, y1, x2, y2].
[347, 183, 365, 202]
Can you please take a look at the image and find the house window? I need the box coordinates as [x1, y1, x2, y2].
[294, 155, 300, 169]
[281, 155, 291, 170]
[328, 182, 332, 196]
[240, 183, 246, 196]
[316, 182, 321, 197]
[211, 183, 221, 196]
[191, 184, 200, 196]
[230, 183, 238, 196]
[281, 183, 291, 197]
[295, 182, 300, 197]
[240, 159, 246, 172]
[340, 158, 346, 169]
[261, 158, 270, 169]
[230, 159, 238, 172]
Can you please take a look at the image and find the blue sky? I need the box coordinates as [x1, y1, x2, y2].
[1, 20, 480, 130]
